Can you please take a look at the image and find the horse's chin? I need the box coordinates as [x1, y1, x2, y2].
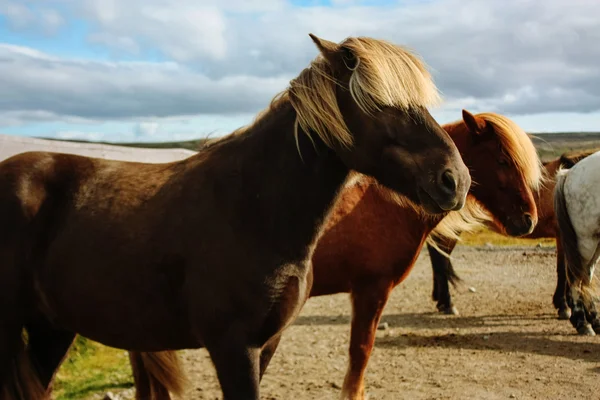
[417, 186, 464, 214]
[416, 187, 447, 214]
[504, 222, 535, 237]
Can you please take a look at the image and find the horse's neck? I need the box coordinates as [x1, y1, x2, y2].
[353, 182, 442, 241]
[197, 101, 349, 260]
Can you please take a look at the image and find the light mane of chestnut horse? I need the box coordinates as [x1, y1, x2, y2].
[0, 34, 471, 400]
[124, 111, 542, 399]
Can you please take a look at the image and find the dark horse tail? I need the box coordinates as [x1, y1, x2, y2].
[554, 170, 586, 290]
[0, 163, 47, 399]
[0, 332, 47, 399]
[129, 351, 186, 399]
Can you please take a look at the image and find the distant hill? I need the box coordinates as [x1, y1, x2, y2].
[530, 132, 600, 161]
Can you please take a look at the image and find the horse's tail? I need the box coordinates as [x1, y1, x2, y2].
[129, 351, 186, 399]
[0, 330, 47, 400]
[554, 169, 588, 291]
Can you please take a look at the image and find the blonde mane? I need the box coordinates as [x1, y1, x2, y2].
[344, 174, 491, 244]
[289, 36, 441, 149]
[203, 36, 441, 152]
[477, 112, 544, 191]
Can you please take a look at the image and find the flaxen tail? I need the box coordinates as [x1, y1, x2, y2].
[129, 351, 186, 400]
[0, 330, 47, 400]
[554, 170, 586, 289]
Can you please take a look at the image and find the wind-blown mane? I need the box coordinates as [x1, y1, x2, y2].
[290, 37, 441, 149]
[342, 172, 490, 248]
[478, 112, 544, 191]
[202, 37, 441, 152]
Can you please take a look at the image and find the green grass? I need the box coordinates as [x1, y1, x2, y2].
[53, 336, 133, 400]
[459, 227, 555, 247]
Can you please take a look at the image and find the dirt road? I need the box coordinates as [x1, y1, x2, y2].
[164, 246, 600, 399]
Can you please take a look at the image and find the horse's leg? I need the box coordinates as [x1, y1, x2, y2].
[207, 336, 260, 400]
[340, 282, 391, 400]
[553, 240, 571, 320]
[567, 239, 600, 335]
[428, 237, 459, 315]
[129, 352, 152, 400]
[566, 284, 595, 336]
[583, 299, 600, 334]
[429, 242, 442, 305]
[581, 241, 600, 333]
[0, 324, 34, 399]
[259, 333, 282, 381]
[26, 322, 76, 390]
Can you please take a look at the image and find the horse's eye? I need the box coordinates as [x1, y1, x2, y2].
[498, 158, 508, 166]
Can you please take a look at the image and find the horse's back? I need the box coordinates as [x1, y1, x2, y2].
[564, 150, 600, 217]
[0, 151, 199, 346]
[562, 151, 600, 261]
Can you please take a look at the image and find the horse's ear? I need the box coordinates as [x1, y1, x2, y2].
[462, 109, 488, 135]
[309, 34, 338, 56]
[309, 33, 358, 71]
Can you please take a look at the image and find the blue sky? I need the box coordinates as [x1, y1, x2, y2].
[1, 0, 600, 142]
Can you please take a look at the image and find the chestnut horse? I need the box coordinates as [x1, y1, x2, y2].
[555, 150, 600, 336]
[0, 34, 472, 400]
[427, 148, 598, 318]
[127, 110, 541, 399]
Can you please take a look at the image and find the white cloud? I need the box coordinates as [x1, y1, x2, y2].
[40, 9, 64, 34]
[1, 0, 600, 139]
[0, 44, 290, 125]
[0, 0, 64, 34]
[134, 122, 160, 138]
[55, 130, 106, 141]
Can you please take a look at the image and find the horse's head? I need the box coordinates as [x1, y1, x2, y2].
[289, 34, 470, 214]
[454, 110, 543, 236]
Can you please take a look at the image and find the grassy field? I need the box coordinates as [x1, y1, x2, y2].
[53, 337, 133, 399]
[529, 132, 600, 161]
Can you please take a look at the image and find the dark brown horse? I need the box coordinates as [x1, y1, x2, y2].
[428, 148, 598, 319]
[127, 110, 541, 399]
[0, 34, 471, 400]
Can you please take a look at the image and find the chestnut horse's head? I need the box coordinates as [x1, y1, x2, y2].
[288, 34, 471, 214]
[451, 110, 543, 236]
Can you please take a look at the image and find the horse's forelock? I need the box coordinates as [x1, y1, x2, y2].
[478, 113, 544, 192]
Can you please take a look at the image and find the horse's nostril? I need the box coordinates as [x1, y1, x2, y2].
[524, 213, 533, 227]
[440, 170, 457, 194]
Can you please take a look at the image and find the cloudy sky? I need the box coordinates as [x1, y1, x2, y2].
[1, 0, 599, 142]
